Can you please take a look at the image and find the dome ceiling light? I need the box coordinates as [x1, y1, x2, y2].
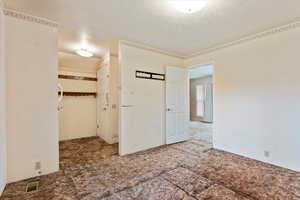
[76, 48, 93, 58]
[170, 0, 207, 14]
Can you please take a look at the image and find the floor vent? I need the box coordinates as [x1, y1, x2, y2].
[26, 181, 39, 193]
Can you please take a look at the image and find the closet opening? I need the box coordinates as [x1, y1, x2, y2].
[57, 52, 119, 169]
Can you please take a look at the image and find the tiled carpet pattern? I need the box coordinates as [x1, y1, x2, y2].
[1, 137, 300, 200]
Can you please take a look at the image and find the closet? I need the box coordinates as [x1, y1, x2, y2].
[97, 53, 120, 144]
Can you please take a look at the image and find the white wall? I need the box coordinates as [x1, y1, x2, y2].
[0, 5, 7, 194]
[119, 43, 184, 155]
[5, 14, 59, 182]
[59, 71, 97, 141]
[97, 54, 111, 142]
[97, 54, 119, 144]
[108, 55, 120, 144]
[185, 27, 300, 172]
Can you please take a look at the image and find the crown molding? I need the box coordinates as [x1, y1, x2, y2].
[120, 19, 300, 60]
[188, 19, 300, 58]
[3, 5, 299, 60]
[3, 8, 58, 28]
[120, 40, 185, 59]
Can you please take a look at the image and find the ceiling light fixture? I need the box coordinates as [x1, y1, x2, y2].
[76, 49, 93, 57]
[170, 0, 207, 14]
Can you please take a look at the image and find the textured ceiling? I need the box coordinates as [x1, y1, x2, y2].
[4, 0, 300, 57]
[58, 27, 119, 58]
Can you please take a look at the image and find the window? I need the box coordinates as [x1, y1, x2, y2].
[196, 85, 205, 117]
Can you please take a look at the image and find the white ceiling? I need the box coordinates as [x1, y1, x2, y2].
[58, 26, 119, 58]
[4, 0, 300, 57]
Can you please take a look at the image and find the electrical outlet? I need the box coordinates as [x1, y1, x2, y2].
[264, 151, 270, 158]
[35, 162, 42, 175]
[35, 162, 41, 170]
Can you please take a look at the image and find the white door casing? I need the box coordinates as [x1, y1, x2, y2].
[166, 66, 189, 144]
[97, 65, 110, 139]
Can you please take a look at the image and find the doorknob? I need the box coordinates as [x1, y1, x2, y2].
[167, 108, 172, 111]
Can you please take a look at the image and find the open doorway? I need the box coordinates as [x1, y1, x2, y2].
[188, 64, 214, 144]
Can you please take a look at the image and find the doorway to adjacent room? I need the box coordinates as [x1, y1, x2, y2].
[188, 64, 214, 143]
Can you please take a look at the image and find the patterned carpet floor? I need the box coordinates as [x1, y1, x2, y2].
[1, 136, 299, 200]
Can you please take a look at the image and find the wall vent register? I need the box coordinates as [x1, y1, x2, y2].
[26, 181, 39, 193]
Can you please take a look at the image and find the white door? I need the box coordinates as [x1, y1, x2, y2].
[166, 66, 189, 144]
[120, 65, 165, 155]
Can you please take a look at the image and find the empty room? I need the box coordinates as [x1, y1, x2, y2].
[0, 0, 300, 200]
